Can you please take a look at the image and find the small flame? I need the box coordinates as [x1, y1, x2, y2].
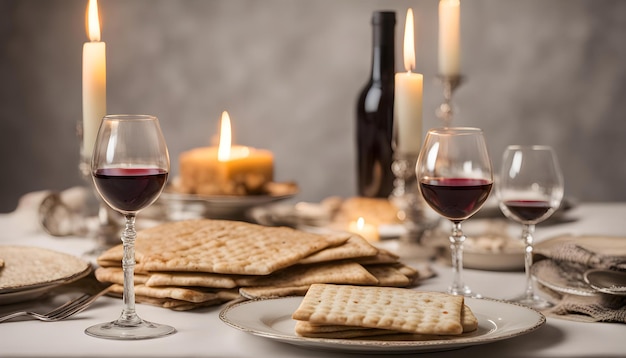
[403, 8, 416, 72]
[86, 0, 101, 42]
[356, 217, 365, 230]
[217, 111, 232, 161]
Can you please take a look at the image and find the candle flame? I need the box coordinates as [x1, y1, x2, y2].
[86, 0, 101, 42]
[403, 8, 416, 72]
[356, 217, 365, 230]
[218, 111, 232, 161]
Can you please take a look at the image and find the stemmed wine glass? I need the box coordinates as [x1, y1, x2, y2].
[416, 127, 493, 297]
[85, 114, 176, 340]
[497, 145, 564, 309]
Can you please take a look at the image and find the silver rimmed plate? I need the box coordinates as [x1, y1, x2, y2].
[532, 259, 597, 296]
[584, 269, 626, 296]
[159, 182, 298, 219]
[219, 296, 545, 354]
[532, 235, 626, 296]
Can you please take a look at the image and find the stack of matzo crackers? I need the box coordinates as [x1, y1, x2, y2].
[292, 284, 478, 339]
[95, 219, 430, 310]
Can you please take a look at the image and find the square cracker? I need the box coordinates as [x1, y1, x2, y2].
[235, 262, 379, 287]
[292, 284, 465, 336]
[295, 304, 478, 338]
[239, 285, 310, 300]
[95, 267, 239, 289]
[107, 288, 236, 311]
[95, 267, 149, 285]
[97, 219, 349, 275]
[363, 264, 410, 287]
[145, 271, 239, 288]
[108, 283, 239, 303]
[298, 235, 379, 265]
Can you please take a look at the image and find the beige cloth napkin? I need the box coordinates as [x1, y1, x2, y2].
[547, 242, 626, 271]
[545, 293, 626, 323]
[534, 235, 626, 323]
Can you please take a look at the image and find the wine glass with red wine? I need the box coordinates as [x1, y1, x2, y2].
[85, 114, 175, 340]
[416, 127, 493, 297]
[497, 145, 564, 309]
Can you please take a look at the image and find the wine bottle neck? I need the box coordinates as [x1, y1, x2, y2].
[370, 16, 395, 83]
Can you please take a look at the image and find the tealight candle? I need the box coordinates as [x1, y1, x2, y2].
[348, 217, 380, 242]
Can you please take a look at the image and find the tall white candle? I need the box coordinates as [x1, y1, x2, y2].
[438, 0, 460, 76]
[394, 8, 423, 155]
[82, 0, 106, 161]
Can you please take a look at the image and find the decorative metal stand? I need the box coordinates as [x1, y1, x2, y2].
[436, 75, 463, 127]
[389, 152, 439, 244]
[77, 121, 121, 253]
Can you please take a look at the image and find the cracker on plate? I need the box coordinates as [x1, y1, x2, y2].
[292, 284, 467, 336]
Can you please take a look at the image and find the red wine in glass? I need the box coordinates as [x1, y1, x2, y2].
[419, 178, 492, 222]
[502, 200, 552, 223]
[497, 145, 564, 310]
[86, 114, 174, 340]
[415, 127, 493, 297]
[93, 168, 168, 213]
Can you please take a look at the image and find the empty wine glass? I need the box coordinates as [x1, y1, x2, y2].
[85, 114, 176, 340]
[497, 145, 564, 309]
[416, 127, 493, 297]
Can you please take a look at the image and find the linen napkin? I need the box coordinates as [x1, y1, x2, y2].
[547, 242, 626, 271]
[533, 235, 626, 323]
[545, 292, 626, 323]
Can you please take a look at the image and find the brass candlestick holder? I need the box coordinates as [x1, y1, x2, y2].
[436, 75, 463, 127]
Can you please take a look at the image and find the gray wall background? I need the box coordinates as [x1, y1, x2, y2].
[1, 0, 625, 213]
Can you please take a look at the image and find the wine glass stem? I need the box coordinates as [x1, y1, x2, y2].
[119, 214, 141, 325]
[521, 224, 536, 300]
[449, 222, 466, 294]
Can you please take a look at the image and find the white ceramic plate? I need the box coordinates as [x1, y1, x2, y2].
[426, 219, 525, 271]
[220, 296, 545, 354]
[463, 249, 525, 271]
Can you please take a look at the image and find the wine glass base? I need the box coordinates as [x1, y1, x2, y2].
[85, 318, 176, 340]
[448, 285, 482, 298]
[508, 294, 553, 310]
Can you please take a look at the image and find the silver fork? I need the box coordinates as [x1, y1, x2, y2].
[0, 286, 111, 323]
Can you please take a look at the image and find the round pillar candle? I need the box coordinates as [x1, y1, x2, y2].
[82, 0, 107, 161]
[438, 0, 461, 76]
[394, 8, 423, 155]
[178, 111, 274, 196]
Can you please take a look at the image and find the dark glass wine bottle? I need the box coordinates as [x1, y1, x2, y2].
[356, 11, 396, 198]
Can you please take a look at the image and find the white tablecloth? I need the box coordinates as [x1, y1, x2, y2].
[1, 202, 625, 357]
